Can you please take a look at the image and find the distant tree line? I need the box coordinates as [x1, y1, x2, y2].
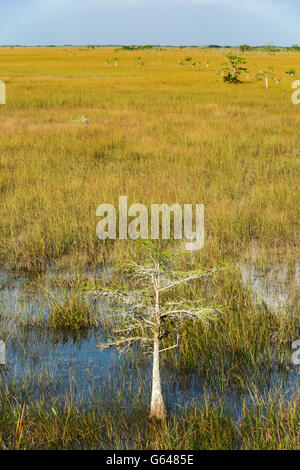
[1, 44, 300, 52]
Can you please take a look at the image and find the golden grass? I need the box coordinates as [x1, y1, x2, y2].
[0, 47, 299, 271]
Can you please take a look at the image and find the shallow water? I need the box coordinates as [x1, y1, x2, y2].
[0, 266, 299, 415]
[240, 262, 300, 313]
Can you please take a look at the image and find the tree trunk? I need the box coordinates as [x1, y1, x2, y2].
[150, 332, 166, 420]
[150, 266, 167, 420]
[265, 77, 269, 88]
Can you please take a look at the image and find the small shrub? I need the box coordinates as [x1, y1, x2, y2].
[49, 298, 96, 332]
[286, 69, 296, 76]
[135, 57, 144, 66]
[240, 44, 252, 52]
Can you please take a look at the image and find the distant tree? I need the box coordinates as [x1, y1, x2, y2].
[256, 67, 277, 88]
[135, 56, 144, 66]
[239, 44, 252, 52]
[265, 44, 280, 53]
[221, 54, 248, 84]
[178, 57, 200, 68]
[185, 57, 193, 66]
[286, 69, 296, 76]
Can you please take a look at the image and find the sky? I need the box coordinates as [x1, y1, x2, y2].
[1, 0, 300, 46]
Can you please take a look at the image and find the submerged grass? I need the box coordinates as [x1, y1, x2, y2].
[0, 384, 298, 450]
[48, 297, 97, 332]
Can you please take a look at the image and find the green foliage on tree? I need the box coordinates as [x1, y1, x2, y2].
[239, 44, 252, 52]
[221, 55, 248, 84]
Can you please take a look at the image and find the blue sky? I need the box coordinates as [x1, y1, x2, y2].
[1, 0, 300, 46]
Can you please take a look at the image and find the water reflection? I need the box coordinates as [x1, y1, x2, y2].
[240, 263, 299, 313]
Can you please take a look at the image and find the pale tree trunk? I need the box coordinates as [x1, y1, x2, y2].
[150, 268, 167, 420]
[150, 332, 166, 420]
[265, 77, 269, 88]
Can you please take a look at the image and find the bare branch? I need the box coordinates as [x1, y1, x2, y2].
[89, 286, 149, 306]
[159, 268, 221, 292]
[159, 334, 180, 353]
[98, 336, 152, 351]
